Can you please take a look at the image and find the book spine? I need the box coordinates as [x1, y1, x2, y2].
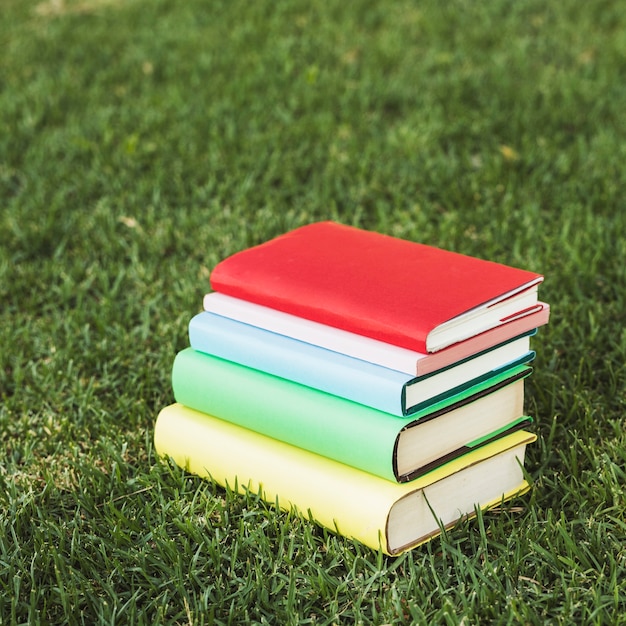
[172, 347, 401, 482]
[154, 403, 396, 553]
[203, 292, 423, 376]
[189, 311, 408, 416]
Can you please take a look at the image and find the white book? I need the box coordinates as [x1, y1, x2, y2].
[203, 292, 550, 377]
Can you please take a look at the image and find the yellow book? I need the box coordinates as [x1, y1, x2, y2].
[154, 403, 535, 556]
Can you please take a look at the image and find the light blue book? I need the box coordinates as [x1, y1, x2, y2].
[188, 311, 535, 416]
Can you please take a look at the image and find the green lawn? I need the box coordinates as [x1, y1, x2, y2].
[1, 0, 625, 623]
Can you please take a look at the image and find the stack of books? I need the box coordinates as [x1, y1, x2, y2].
[155, 221, 550, 555]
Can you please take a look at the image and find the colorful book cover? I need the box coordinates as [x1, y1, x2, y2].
[154, 404, 535, 555]
[210, 221, 543, 353]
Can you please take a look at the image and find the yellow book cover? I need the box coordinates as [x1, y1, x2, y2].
[154, 403, 535, 555]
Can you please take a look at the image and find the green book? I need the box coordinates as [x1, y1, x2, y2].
[172, 348, 532, 482]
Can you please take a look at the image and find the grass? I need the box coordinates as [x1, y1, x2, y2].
[1, 0, 626, 623]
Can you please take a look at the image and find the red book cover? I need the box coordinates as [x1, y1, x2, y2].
[210, 221, 544, 353]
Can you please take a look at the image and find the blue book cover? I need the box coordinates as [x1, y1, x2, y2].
[188, 311, 535, 416]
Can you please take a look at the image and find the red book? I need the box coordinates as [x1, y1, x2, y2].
[210, 221, 544, 353]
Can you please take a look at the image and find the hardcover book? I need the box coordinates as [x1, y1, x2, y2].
[188, 310, 536, 416]
[172, 347, 533, 482]
[203, 293, 550, 377]
[154, 404, 536, 555]
[210, 221, 544, 353]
